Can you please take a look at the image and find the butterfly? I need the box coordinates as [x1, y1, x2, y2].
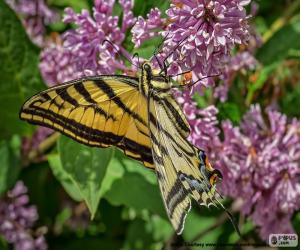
[20, 61, 230, 234]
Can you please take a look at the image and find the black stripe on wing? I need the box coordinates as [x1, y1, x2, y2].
[55, 87, 79, 106]
[21, 106, 153, 165]
[94, 79, 147, 126]
[152, 94, 190, 134]
[74, 82, 98, 104]
[149, 113, 195, 158]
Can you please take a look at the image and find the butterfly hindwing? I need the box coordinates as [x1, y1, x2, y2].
[20, 76, 154, 168]
[149, 93, 219, 234]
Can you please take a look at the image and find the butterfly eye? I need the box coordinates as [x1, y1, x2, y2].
[143, 63, 152, 73]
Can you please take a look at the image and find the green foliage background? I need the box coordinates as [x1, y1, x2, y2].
[0, 0, 300, 249]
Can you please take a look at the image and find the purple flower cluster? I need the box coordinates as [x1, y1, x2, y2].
[39, 41, 77, 86]
[132, 8, 165, 47]
[0, 181, 47, 250]
[214, 22, 261, 102]
[132, 0, 251, 90]
[40, 0, 136, 85]
[177, 98, 300, 239]
[215, 105, 300, 239]
[6, 0, 59, 46]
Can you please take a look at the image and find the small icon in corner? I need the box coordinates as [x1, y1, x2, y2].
[269, 234, 298, 247]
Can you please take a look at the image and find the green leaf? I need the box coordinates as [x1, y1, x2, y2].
[256, 17, 300, 65]
[0, 1, 45, 138]
[193, 88, 212, 109]
[103, 151, 166, 219]
[280, 80, 300, 117]
[0, 135, 21, 195]
[217, 102, 242, 125]
[0, 235, 9, 250]
[228, 218, 254, 243]
[48, 0, 90, 12]
[133, 0, 169, 18]
[245, 62, 279, 106]
[122, 214, 172, 250]
[292, 211, 300, 236]
[148, 215, 173, 242]
[49, 236, 122, 250]
[58, 136, 114, 218]
[122, 219, 156, 250]
[48, 154, 83, 202]
[182, 209, 221, 244]
[130, 36, 163, 60]
[104, 171, 165, 217]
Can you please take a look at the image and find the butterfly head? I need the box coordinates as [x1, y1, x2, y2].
[140, 62, 171, 96]
[198, 150, 223, 186]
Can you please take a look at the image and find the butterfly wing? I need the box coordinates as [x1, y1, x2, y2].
[149, 93, 219, 234]
[20, 75, 153, 168]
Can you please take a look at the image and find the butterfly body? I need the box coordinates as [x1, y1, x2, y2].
[20, 62, 222, 234]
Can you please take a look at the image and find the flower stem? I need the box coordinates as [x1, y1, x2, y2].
[263, 0, 300, 42]
[25, 132, 60, 165]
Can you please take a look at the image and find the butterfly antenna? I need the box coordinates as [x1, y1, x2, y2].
[186, 73, 221, 88]
[132, 52, 141, 68]
[150, 32, 170, 75]
[169, 70, 193, 78]
[102, 39, 139, 68]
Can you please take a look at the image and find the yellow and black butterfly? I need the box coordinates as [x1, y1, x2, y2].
[20, 61, 231, 234]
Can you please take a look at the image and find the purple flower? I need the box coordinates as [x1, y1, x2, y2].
[216, 105, 300, 240]
[62, 0, 134, 74]
[214, 21, 261, 102]
[159, 0, 251, 88]
[0, 181, 48, 250]
[39, 41, 78, 85]
[119, 0, 136, 32]
[132, 8, 165, 47]
[40, 0, 136, 85]
[6, 0, 59, 46]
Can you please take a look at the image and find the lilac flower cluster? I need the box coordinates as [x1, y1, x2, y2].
[6, 0, 58, 46]
[132, 8, 165, 47]
[214, 105, 300, 239]
[40, 0, 136, 85]
[0, 181, 47, 250]
[132, 0, 251, 91]
[39, 41, 77, 86]
[214, 23, 261, 102]
[178, 99, 300, 239]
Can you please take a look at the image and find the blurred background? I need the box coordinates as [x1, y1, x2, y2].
[0, 0, 300, 249]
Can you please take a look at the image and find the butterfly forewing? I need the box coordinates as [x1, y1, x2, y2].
[20, 76, 154, 168]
